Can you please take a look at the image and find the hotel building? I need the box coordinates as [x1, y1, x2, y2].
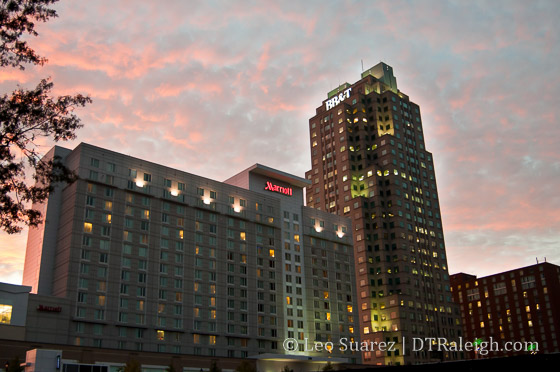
[305, 62, 463, 365]
[3, 142, 361, 369]
[450, 262, 560, 358]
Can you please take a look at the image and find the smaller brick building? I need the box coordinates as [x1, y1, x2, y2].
[450, 262, 560, 358]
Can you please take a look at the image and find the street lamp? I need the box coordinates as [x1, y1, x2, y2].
[5, 361, 9, 372]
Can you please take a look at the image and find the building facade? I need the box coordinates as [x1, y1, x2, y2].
[17, 143, 359, 363]
[450, 262, 560, 358]
[305, 62, 462, 365]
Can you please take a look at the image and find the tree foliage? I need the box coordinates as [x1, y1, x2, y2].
[118, 359, 141, 372]
[322, 362, 335, 372]
[0, 0, 57, 68]
[7, 356, 24, 372]
[209, 361, 221, 372]
[281, 365, 293, 372]
[235, 361, 256, 372]
[0, 0, 91, 234]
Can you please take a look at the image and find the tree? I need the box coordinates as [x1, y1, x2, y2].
[0, 0, 91, 234]
[281, 365, 293, 372]
[209, 360, 221, 372]
[118, 359, 141, 372]
[165, 364, 177, 372]
[6, 356, 24, 372]
[322, 362, 335, 372]
[234, 361, 255, 372]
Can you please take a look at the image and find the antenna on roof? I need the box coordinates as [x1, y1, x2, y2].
[361, 59, 364, 72]
[536, 257, 539, 264]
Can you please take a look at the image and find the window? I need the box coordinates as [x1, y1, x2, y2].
[101, 226, 111, 237]
[143, 173, 152, 182]
[0, 304, 12, 324]
[89, 170, 99, 185]
[521, 276, 536, 289]
[157, 330, 165, 341]
[493, 282, 507, 295]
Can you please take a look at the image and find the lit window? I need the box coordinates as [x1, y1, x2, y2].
[83, 222, 93, 233]
[240, 232, 246, 241]
[157, 330, 165, 341]
[0, 304, 12, 324]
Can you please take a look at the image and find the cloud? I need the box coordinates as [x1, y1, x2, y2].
[1, 0, 559, 283]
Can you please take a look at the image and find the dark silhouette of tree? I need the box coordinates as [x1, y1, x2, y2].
[209, 360, 221, 372]
[0, 0, 91, 234]
[322, 362, 335, 372]
[6, 356, 24, 372]
[165, 364, 177, 372]
[118, 359, 141, 372]
[281, 365, 293, 372]
[234, 361, 256, 372]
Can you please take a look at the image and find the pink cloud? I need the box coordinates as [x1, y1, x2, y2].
[2, 0, 559, 285]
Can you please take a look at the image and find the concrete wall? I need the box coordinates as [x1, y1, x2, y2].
[25, 349, 62, 372]
[22, 146, 72, 295]
[25, 294, 71, 344]
[0, 282, 32, 341]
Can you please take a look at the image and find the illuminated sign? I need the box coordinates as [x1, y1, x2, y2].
[325, 88, 352, 110]
[37, 305, 62, 313]
[265, 181, 292, 196]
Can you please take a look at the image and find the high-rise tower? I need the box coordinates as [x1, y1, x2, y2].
[305, 62, 462, 365]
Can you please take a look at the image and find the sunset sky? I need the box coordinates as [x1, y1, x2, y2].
[1, 0, 559, 285]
